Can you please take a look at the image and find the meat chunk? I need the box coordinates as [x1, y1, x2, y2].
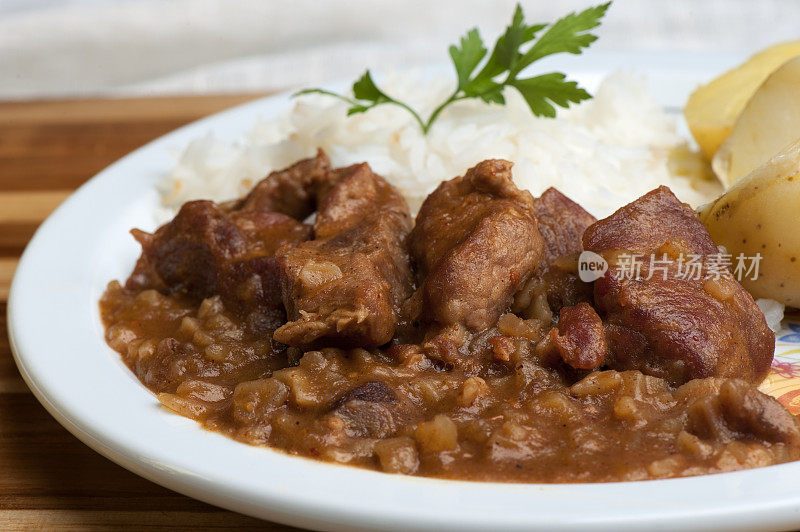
[409, 160, 544, 330]
[131, 200, 311, 326]
[584, 186, 774, 385]
[129, 153, 347, 329]
[687, 379, 800, 445]
[233, 150, 331, 219]
[513, 187, 596, 319]
[341, 380, 397, 404]
[333, 381, 400, 439]
[535, 188, 597, 263]
[274, 163, 414, 349]
[131, 201, 245, 298]
[549, 302, 606, 370]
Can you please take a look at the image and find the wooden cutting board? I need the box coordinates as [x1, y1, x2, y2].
[0, 94, 304, 531]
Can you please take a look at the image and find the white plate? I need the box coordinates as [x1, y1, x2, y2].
[9, 52, 800, 532]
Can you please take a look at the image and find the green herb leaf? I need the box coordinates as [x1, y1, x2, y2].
[346, 104, 372, 116]
[462, 77, 505, 104]
[512, 2, 610, 76]
[494, 5, 528, 73]
[352, 71, 390, 104]
[511, 72, 591, 117]
[449, 29, 487, 90]
[479, 88, 506, 105]
[470, 6, 545, 88]
[292, 2, 610, 134]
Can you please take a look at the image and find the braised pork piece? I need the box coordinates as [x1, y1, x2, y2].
[584, 186, 774, 385]
[100, 152, 799, 483]
[275, 162, 414, 349]
[407, 159, 544, 331]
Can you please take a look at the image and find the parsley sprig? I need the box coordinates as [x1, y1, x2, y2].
[295, 2, 610, 134]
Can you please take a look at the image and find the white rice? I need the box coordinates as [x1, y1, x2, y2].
[159, 70, 722, 219]
[757, 298, 786, 332]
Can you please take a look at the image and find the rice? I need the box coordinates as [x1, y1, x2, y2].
[159, 70, 722, 218]
[756, 298, 786, 332]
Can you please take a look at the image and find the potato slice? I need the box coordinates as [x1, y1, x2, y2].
[712, 56, 800, 188]
[684, 40, 800, 161]
[698, 138, 800, 307]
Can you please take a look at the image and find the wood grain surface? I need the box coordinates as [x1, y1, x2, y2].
[0, 94, 304, 531]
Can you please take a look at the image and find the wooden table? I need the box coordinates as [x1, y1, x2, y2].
[0, 95, 303, 530]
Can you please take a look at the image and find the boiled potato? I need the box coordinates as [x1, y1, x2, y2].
[684, 40, 800, 161]
[713, 56, 800, 187]
[698, 138, 800, 307]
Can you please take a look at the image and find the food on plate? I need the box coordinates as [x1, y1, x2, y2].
[684, 40, 800, 161]
[699, 138, 800, 307]
[712, 56, 800, 187]
[101, 152, 798, 483]
[97, 2, 795, 486]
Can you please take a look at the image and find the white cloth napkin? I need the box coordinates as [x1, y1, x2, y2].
[1, 0, 799, 98]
